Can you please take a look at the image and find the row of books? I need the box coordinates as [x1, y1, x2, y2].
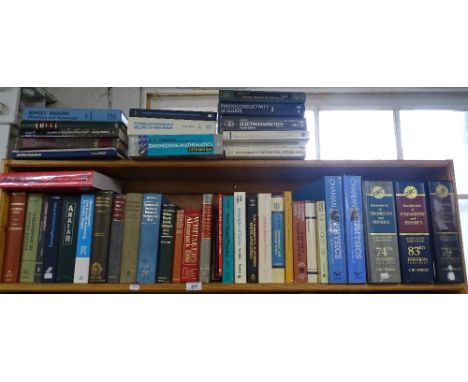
[0, 172, 464, 284]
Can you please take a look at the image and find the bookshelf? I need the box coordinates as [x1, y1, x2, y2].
[0, 159, 466, 293]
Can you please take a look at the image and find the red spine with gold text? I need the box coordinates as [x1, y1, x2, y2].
[180, 209, 202, 282]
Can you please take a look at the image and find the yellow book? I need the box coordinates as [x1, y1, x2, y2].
[283, 191, 294, 283]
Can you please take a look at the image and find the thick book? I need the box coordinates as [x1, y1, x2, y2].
[180, 209, 202, 282]
[234, 192, 247, 283]
[41, 195, 63, 283]
[395, 181, 435, 283]
[224, 146, 306, 159]
[128, 117, 217, 136]
[292, 201, 308, 283]
[89, 191, 114, 283]
[0, 170, 122, 193]
[305, 201, 318, 283]
[16, 137, 126, 152]
[283, 192, 294, 284]
[34, 195, 51, 282]
[246, 195, 258, 283]
[223, 130, 309, 145]
[1, 192, 27, 283]
[120, 193, 143, 283]
[157, 204, 177, 283]
[128, 135, 223, 158]
[137, 194, 163, 284]
[20, 123, 127, 141]
[129, 109, 217, 121]
[22, 107, 128, 125]
[12, 147, 126, 160]
[210, 199, 221, 282]
[107, 194, 126, 283]
[219, 90, 306, 104]
[56, 195, 81, 283]
[362, 181, 401, 283]
[258, 193, 272, 283]
[171, 209, 185, 283]
[343, 175, 367, 284]
[293, 177, 347, 284]
[74, 194, 95, 283]
[218, 102, 305, 117]
[428, 181, 465, 283]
[316, 201, 329, 284]
[199, 194, 214, 283]
[271, 196, 285, 283]
[219, 116, 307, 131]
[222, 196, 235, 283]
[19, 193, 43, 282]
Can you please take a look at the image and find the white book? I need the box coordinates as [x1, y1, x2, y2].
[234, 192, 246, 283]
[128, 117, 217, 135]
[223, 131, 310, 145]
[225, 146, 306, 159]
[258, 193, 273, 283]
[271, 195, 285, 283]
[305, 202, 319, 283]
[316, 201, 329, 284]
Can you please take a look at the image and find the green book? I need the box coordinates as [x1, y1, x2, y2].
[120, 193, 143, 283]
[19, 193, 43, 282]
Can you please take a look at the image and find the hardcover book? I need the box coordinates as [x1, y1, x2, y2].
[292, 201, 308, 283]
[219, 90, 306, 104]
[283, 191, 295, 284]
[34, 195, 51, 282]
[41, 195, 63, 283]
[89, 191, 114, 283]
[128, 117, 217, 136]
[171, 209, 186, 283]
[246, 195, 258, 283]
[222, 196, 235, 283]
[222, 130, 309, 145]
[106, 194, 126, 283]
[56, 195, 81, 283]
[180, 209, 202, 282]
[19, 193, 43, 282]
[218, 102, 305, 117]
[224, 146, 306, 159]
[129, 109, 217, 121]
[16, 137, 126, 152]
[362, 181, 401, 283]
[199, 194, 214, 283]
[216, 194, 223, 280]
[2, 192, 27, 283]
[22, 107, 128, 125]
[316, 201, 329, 283]
[20, 123, 127, 140]
[428, 181, 465, 283]
[234, 192, 247, 283]
[271, 196, 285, 283]
[305, 201, 318, 283]
[210, 200, 220, 281]
[219, 116, 307, 131]
[157, 204, 177, 283]
[258, 193, 272, 283]
[74, 194, 95, 283]
[12, 148, 126, 160]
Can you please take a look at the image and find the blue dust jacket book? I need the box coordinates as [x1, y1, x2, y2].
[22, 107, 128, 125]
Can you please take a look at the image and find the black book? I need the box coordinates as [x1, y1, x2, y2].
[156, 204, 177, 283]
[246, 196, 258, 283]
[107, 194, 126, 283]
[210, 199, 221, 282]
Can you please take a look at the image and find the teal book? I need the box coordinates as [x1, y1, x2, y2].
[222, 195, 235, 283]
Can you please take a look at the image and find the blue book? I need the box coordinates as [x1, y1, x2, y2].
[74, 194, 95, 283]
[222, 195, 235, 283]
[12, 148, 125, 160]
[218, 102, 305, 117]
[22, 107, 128, 124]
[137, 194, 163, 284]
[271, 196, 285, 274]
[129, 135, 223, 158]
[342, 175, 367, 284]
[41, 195, 63, 283]
[293, 177, 347, 284]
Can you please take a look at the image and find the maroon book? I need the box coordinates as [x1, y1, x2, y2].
[180, 209, 201, 282]
[292, 201, 308, 283]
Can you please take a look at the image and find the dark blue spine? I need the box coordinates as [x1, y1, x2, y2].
[129, 109, 217, 121]
[218, 102, 305, 117]
[12, 148, 125, 160]
[41, 195, 63, 283]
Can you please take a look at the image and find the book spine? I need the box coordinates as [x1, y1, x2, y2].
[22, 107, 126, 123]
[283, 192, 294, 283]
[218, 102, 305, 117]
[16, 137, 124, 151]
[343, 175, 367, 284]
[271, 196, 285, 283]
[157, 204, 177, 283]
[106, 194, 126, 283]
[223, 130, 309, 144]
[120, 193, 143, 283]
[258, 193, 272, 283]
[20, 126, 123, 138]
[34, 195, 50, 282]
[12, 148, 123, 160]
[324, 176, 348, 284]
[222, 196, 235, 283]
[219, 116, 307, 131]
[88, 191, 114, 283]
[136, 194, 163, 284]
[1, 192, 27, 283]
[128, 135, 223, 158]
[180, 209, 202, 282]
[316, 201, 329, 283]
[234, 192, 247, 283]
[219, 90, 306, 104]
[199, 194, 214, 283]
[428, 181, 465, 282]
[246, 196, 259, 283]
[292, 201, 308, 283]
[73, 194, 95, 283]
[128, 118, 217, 135]
[0, 171, 93, 189]
[363, 181, 401, 283]
[217, 193, 223, 279]
[55, 195, 81, 283]
[171, 209, 186, 283]
[210, 200, 220, 281]
[129, 109, 217, 121]
[19, 193, 43, 282]
[305, 201, 318, 283]
[224, 147, 306, 159]
[41, 195, 63, 283]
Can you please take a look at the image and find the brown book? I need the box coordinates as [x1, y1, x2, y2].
[292, 201, 308, 283]
[180, 209, 201, 282]
[171, 209, 185, 283]
[2, 192, 27, 283]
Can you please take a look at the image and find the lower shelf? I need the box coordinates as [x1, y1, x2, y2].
[0, 283, 465, 293]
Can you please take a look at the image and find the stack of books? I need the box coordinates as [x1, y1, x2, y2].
[127, 109, 223, 159]
[13, 107, 128, 159]
[218, 90, 309, 159]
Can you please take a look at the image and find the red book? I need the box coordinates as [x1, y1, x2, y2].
[2, 192, 27, 283]
[171, 209, 185, 283]
[0, 171, 121, 193]
[292, 201, 308, 283]
[217, 193, 223, 278]
[180, 209, 202, 282]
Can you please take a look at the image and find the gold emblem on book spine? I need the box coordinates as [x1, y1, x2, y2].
[371, 186, 385, 199]
[436, 184, 449, 199]
[404, 185, 418, 199]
